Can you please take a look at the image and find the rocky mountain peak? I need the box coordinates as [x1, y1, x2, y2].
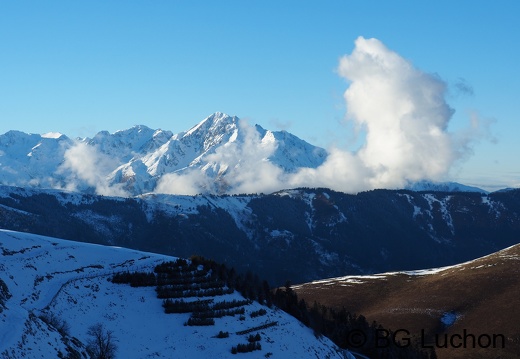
[0, 113, 327, 196]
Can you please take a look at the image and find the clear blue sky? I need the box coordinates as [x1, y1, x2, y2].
[0, 1, 519, 190]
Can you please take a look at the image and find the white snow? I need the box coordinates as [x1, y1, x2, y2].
[41, 132, 64, 139]
[0, 112, 327, 196]
[481, 195, 503, 218]
[398, 193, 422, 218]
[139, 193, 257, 238]
[0, 229, 348, 359]
[302, 192, 316, 231]
[405, 180, 488, 194]
[423, 194, 454, 235]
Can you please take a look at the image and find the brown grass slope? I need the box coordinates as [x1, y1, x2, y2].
[293, 244, 520, 359]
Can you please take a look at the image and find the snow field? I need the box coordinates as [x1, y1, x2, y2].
[0, 229, 348, 358]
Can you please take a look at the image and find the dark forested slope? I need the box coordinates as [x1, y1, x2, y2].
[1, 185, 519, 285]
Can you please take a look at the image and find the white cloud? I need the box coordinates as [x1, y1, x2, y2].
[155, 170, 211, 196]
[278, 36, 470, 193]
[156, 120, 285, 195]
[287, 148, 373, 193]
[337, 36, 458, 188]
[207, 120, 285, 194]
[155, 36, 491, 195]
[58, 142, 129, 197]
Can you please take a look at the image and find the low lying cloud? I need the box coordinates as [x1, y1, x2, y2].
[155, 170, 211, 196]
[157, 36, 492, 195]
[156, 120, 285, 195]
[58, 142, 129, 197]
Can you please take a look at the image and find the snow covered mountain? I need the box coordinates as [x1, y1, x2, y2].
[1, 112, 504, 196]
[0, 130, 73, 188]
[0, 229, 350, 359]
[405, 180, 488, 193]
[0, 112, 327, 196]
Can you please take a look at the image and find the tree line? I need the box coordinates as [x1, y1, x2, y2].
[111, 257, 437, 358]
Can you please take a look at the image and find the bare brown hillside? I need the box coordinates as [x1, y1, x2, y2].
[293, 244, 520, 359]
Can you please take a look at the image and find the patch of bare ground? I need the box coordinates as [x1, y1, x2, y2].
[293, 244, 520, 359]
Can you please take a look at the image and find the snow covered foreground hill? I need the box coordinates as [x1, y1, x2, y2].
[0, 229, 351, 359]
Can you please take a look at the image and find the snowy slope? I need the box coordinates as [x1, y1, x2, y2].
[405, 180, 488, 193]
[0, 130, 73, 189]
[0, 229, 351, 359]
[0, 112, 327, 196]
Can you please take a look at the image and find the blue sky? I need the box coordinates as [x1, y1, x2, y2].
[0, 1, 519, 190]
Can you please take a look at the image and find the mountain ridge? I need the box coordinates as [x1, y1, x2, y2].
[2, 112, 507, 196]
[292, 242, 520, 359]
[0, 229, 350, 358]
[1, 184, 518, 286]
[405, 180, 489, 194]
[0, 112, 328, 196]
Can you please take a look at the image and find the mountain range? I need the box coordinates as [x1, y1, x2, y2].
[0, 112, 500, 196]
[1, 185, 519, 286]
[0, 112, 327, 196]
[1, 113, 519, 358]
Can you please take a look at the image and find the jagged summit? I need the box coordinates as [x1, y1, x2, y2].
[0, 112, 327, 196]
[0, 114, 503, 196]
[184, 112, 237, 137]
[41, 131, 65, 139]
